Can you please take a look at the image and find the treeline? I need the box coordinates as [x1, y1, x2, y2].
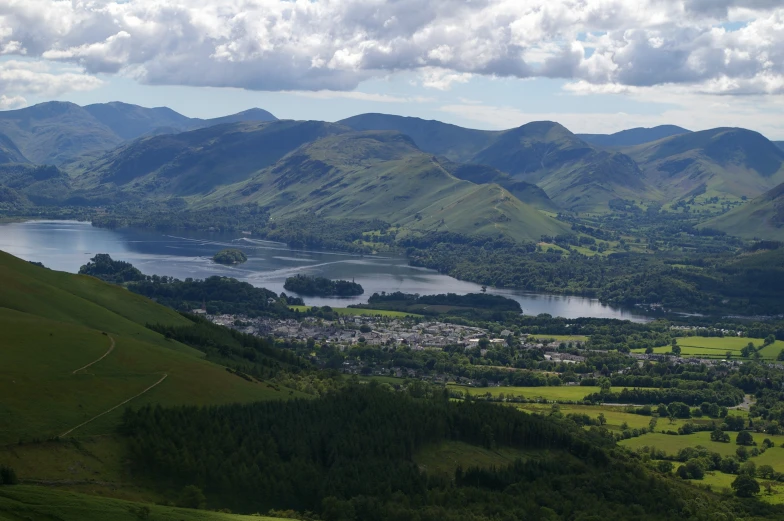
[404, 236, 784, 315]
[120, 385, 784, 520]
[585, 383, 745, 407]
[129, 276, 301, 317]
[283, 275, 364, 297]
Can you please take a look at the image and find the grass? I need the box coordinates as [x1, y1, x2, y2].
[632, 336, 782, 360]
[0, 485, 286, 521]
[515, 403, 657, 431]
[0, 251, 302, 445]
[447, 384, 602, 402]
[289, 305, 422, 318]
[620, 431, 784, 471]
[691, 472, 784, 504]
[413, 441, 554, 478]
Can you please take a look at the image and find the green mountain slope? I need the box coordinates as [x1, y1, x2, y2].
[0, 250, 290, 444]
[339, 113, 496, 162]
[0, 164, 72, 205]
[439, 161, 559, 211]
[83, 101, 195, 140]
[0, 101, 279, 166]
[0, 132, 27, 164]
[207, 130, 569, 241]
[624, 128, 784, 201]
[0, 102, 122, 165]
[69, 120, 346, 199]
[470, 122, 652, 213]
[703, 181, 784, 240]
[578, 125, 690, 147]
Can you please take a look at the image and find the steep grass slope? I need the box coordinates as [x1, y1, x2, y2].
[0, 251, 290, 443]
[0, 133, 27, 164]
[471, 122, 652, 212]
[208, 131, 569, 241]
[69, 120, 347, 199]
[703, 181, 784, 240]
[625, 128, 784, 201]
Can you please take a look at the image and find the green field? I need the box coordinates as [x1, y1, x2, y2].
[0, 485, 285, 521]
[289, 305, 422, 318]
[692, 472, 784, 504]
[621, 431, 784, 471]
[414, 441, 536, 478]
[632, 336, 783, 359]
[516, 403, 659, 431]
[527, 335, 589, 343]
[448, 384, 602, 402]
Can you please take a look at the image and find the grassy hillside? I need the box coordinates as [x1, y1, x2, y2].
[0, 164, 72, 206]
[625, 128, 784, 201]
[703, 181, 784, 240]
[0, 102, 123, 165]
[470, 121, 653, 212]
[68, 120, 347, 199]
[207, 130, 569, 241]
[0, 251, 294, 443]
[339, 112, 496, 162]
[0, 486, 286, 521]
[578, 125, 690, 147]
[0, 133, 27, 164]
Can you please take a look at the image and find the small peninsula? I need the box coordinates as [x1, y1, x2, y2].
[283, 274, 364, 297]
[212, 248, 248, 265]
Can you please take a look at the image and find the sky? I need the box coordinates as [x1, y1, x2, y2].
[1, 1, 784, 138]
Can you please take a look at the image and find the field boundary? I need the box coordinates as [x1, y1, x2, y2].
[72, 335, 115, 374]
[59, 373, 168, 438]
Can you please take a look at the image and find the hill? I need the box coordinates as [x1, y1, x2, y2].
[0, 132, 28, 164]
[68, 120, 345, 200]
[0, 164, 72, 205]
[0, 250, 293, 444]
[206, 130, 569, 241]
[624, 127, 784, 201]
[578, 125, 690, 147]
[339, 113, 496, 162]
[0, 102, 122, 164]
[775, 141, 784, 152]
[703, 181, 784, 240]
[470, 122, 652, 213]
[0, 101, 278, 165]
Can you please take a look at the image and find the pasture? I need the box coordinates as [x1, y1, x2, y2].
[289, 305, 421, 318]
[633, 336, 782, 360]
[621, 431, 784, 472]
[447, 384, 601, 402]
[527, 335, 589, 343]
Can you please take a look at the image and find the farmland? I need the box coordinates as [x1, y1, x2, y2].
[632, 336, 782, 359]
[289, 305, 422, 318]
[447, 384, 602, 401]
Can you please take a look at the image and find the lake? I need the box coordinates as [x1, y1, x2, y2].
[0, 220, 653, 322]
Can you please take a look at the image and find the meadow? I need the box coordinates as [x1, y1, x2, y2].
[289, 305, 422, 318]
[0, 486, 286, 521]
[447, 384, 601, 402]
[620, 431, 784, 471]
[632, 335, 782, 359]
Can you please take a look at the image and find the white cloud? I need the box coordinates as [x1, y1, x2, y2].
[0, 60, 102, 97]
[0, 94, 26, 109]
[0, 0, 781, 95]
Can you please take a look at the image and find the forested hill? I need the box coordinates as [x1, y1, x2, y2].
[120, 383, 784, 520]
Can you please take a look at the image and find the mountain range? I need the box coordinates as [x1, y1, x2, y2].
[1, 101, 783, 242]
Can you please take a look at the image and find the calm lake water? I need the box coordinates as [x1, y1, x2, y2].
[0, 220, 653, 322]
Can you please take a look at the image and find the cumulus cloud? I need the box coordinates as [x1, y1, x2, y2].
[0, 60, 103, 96]
[0, 0, 783, 94]
[0, 94, 26, 109]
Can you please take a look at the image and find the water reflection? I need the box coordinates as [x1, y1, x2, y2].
[0, 220, 652, 322]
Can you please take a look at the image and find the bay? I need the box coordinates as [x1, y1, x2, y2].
[0, 220, 653, 322]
